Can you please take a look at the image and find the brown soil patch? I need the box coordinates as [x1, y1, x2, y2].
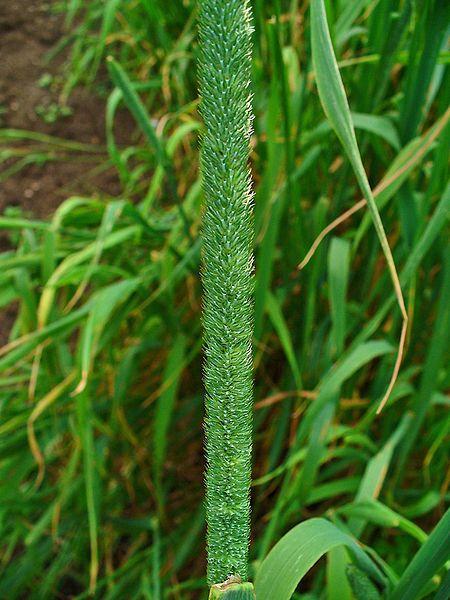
[0, 0, 135, 342]
[0, 0, 134, 218]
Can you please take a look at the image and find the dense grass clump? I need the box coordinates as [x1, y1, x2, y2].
[0, 0, 449, 598]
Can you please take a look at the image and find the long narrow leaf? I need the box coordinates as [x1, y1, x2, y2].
[310, 0, 408, 411]
[255, 518, 385, 600]
[390, 509, 450, 600]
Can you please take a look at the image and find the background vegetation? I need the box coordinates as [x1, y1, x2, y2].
[0, 0, 448, 598]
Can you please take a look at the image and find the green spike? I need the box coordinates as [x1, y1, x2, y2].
[198, 0, 255, 586]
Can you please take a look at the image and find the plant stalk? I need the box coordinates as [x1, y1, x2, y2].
[209, 579, 256, 599]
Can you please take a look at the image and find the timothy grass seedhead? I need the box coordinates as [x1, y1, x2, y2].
[198, 0, 255, 586]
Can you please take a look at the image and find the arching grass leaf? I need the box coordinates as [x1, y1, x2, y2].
[255, 518, 386, 600]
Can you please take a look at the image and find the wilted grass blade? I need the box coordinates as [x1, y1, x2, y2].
[27, 372, 76, 487]
[298, 108, 450, 269]
[38, 225, 138, 328]
[352, 183, 450, 348]
[310, 0, 408, 411]
[74, 278, 140, 394]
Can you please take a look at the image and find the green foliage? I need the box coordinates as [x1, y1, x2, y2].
[310, 0, 407, 413]
[391, 509, 450, 600]
[198, 0, 255, 585]
[254, 518, 386, 599]
[0, 0, 449, 598]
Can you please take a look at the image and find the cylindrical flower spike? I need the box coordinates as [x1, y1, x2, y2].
[198, 0, 255, 587]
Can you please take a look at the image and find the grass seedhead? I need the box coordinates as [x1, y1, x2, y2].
[198, 0, 255, 585]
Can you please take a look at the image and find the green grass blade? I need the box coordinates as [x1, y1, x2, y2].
[390, 509, 450, 600]
[38, 225, 138, 328]
[328, 237, 350, 357]
[335, 0, 372, 48]
[90, 0, 121, 80]
[76, 387, 100, 594]
[266, 291, 302, 390]
[349, 414, 410, 537]
[395, 252, 450, 479]
[75, 278, 140, 394]
[339, 500, 427, 543]
[255, 518, 385, 600]
[399, 2, 450, 143]
[434, 569, 450, 600]
[307, 340, 393, 424]
[327, 546, 353, 600]
[153, 334, 186, 497]
[299, 110, 450, 267]
[352, 182, 450, 349]
[351, 113, 400, 151]
[106, 58, 163, 162]
[254, 146, 321, 339]
[292, 340, 392, 505]
[106, 58, 180, 206]
[151, 516, 161, 600]
[310, 0, 408, 411]
[292, 400, 335, 507]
